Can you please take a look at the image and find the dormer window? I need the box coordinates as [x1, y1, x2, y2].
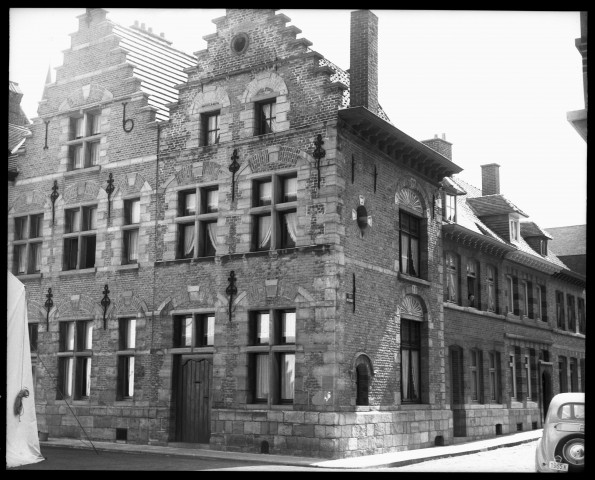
[509, 217, 520, 243]
[444, 193, 456, 222]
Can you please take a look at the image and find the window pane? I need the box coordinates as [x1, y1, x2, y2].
[66, 322, 75, 351]
[206, 189, 218, 213]
[88, 141, 100, 166]
[184, 192, 196, 216]
[257, 215, 272, 250]
[127, 319, 136, 349]
[281, 353, 295, 401]
[83, 206, 97, 230]
[72, 117, 84, 139]
[29, 214, 43, 238]
[182, 316, 193, 347]
[282, 176, 297, 202]
[282, 311, 296, 343]
[65, 357, 74, 397]
[15, 217, 27, 240]
[71, 145, 83, 169]
[126, 229, 139, 262]
[257, 313, 269, 344]
[127, 200, 140, 224]
[258, 181, 272, 206]
[88, 113, 100, 135]
[182, 224, 195, 257]
[256, 354, 269, 400]
[15, 245, 26, 274]
[127, 356, 135, 397]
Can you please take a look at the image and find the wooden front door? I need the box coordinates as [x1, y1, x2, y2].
[175, 356, 212, 443]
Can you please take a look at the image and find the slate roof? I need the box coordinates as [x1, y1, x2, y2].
[449, 175, 568, 270]
[9, 123, 30, 153]
[520, 220, 553, 239]
[466, 194, 529, 218]
[109, 22, 197, 122]
[545, 225, 587, 256]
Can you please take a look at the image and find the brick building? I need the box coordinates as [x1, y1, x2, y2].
[8, 9, 585, 460]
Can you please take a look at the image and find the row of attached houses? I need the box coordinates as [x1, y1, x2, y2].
[7, 8, 585, 459]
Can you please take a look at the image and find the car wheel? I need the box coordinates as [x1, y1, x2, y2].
[555, 434, 584, 472]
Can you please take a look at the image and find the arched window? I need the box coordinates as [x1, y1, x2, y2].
[354, 354, 373, 406]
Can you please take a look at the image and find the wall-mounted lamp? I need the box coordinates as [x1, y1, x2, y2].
[228, 149, 240, 203]
[225, 271, 237, 322]
[313, 134, 326, 190]
[105, 173, 115, 221]
[101, 284, 111, 329]
[44, 287, 54, 330]
[50, 180, 59, 226]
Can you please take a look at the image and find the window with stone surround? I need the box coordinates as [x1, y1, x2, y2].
[522, 280, 533, 318]
[67, 110, 102, 170]
[445, 252, 459, 304]
[577, 298, 585, 334]
[556, 291, 566, 330]
[122, 198, 140, 264]
[443, 193, 456, 222]
[63, 205, 96, 271]
[470, 349, 483, 402]
[559, 355, 568, 393]
[569, 357, 578, 392]
[399, 210, 421, 278]
[57, 320, 93, 400]
[567, 294, 576, 332]
[117, 317, 136, 400]
[247, 309, 296, 405]
[255, 98, 277, 135]
[466, 260, 480, 308]
[355, 355, 373, 406]
[529, 349, 538, 401]
[506, 275, 519, 315]
[176, 186, 219, 259]
[13, 213, 44, 275]
[201, 110, 220, 146]
[401, 318, 421, 404]
[250, 173, 297, 252]
[486, 265, 498, 313]
[488, 351, 501, 403]
[173, 313, 215, 348]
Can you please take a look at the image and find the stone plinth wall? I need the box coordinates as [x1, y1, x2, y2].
[209, 408, 453, 459]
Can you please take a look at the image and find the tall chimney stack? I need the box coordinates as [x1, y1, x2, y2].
[481, 163, 501, 196]
[421, 133, 453, 160]
[349, 10, 379, 114]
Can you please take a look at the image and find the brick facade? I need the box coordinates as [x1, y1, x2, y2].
[8, 8, 584, 460]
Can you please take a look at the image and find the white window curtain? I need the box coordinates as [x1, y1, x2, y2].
[282, 353, 295, 400]
[207, 115, 219, 145]
[185, 193, 196, 215]
[34, 243, 42, 272]
[400, 233, 410, 274]
[127, 357, 135, 397]
[258, 216, 272, 249]
[89, 142, 100, 166]
[65, 358, 74, 397]
[207, 316, 215, 346]
[447, 269, 457, 302]
[66, 322, 75, 351]
[183, 316, 193, 347]
[206, 190, 218, 212]
[17, 245, 26, 274]
[74, 117, 84, 138]
[73, 146, 83, 169]
[183, 224, 195, 256]
[259, 182, 272, 205]
[257, 314, 270, 343]
[72, 210, 81, 232]
[283, 312, 296, 343]
[85, 323, 93, 350]
[283, 177, 297, 202]
[128, 229, 139, 261]
[256, 354, 269, 399]
[127, 319, 136, 349]
[84, 359, 92, 397]
[488, 283, 495, 311]
[401, 350, 409, 400]
[284, 212, 298, 243]
[410, 237, 419, 276]
[89, 207, 97, 230]
[410, 350, 419, 400]
[130, 200, 140, 224]
[207, 222, 218, 249]
[90, 114, 100, 135]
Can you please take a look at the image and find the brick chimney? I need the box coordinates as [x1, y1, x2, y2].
[349, 10, 379, 114]
[421, 133, 453, 160]
[481, 163, 501, 196]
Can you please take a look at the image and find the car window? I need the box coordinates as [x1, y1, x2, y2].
[557, 402, 584, 420]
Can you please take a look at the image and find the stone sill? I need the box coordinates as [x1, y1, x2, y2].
[63, 165, 101, 177]
[15, 273, 42, 280]
[169, 347, 215, 355]
[397, 272, 431, 288]
[114, 263, 139, 271]
[59, 267, 97, 277]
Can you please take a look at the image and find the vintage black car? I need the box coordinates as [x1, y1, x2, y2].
[535, 392, 584, 473]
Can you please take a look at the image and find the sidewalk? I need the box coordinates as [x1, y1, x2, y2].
[39, 429, 543, 469]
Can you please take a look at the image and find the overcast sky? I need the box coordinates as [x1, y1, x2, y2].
[9, 8, 586, 230]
